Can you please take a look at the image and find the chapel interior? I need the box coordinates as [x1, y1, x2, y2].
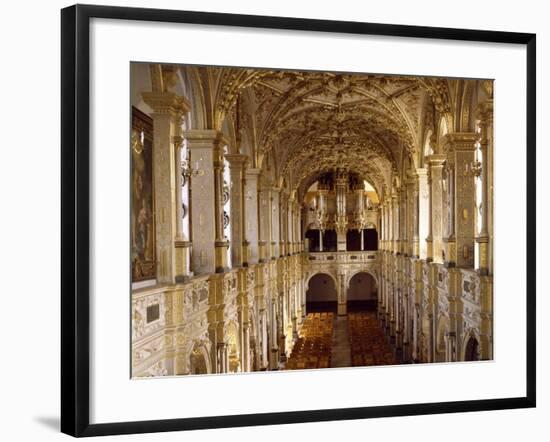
[131, 63, 493, 377]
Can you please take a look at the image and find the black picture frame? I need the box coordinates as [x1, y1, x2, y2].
[61, 4, 536, 437]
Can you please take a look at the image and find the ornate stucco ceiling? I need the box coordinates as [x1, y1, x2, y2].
[178, 66, 452, 198]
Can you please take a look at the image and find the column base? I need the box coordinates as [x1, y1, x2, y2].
[175, 274, 191, 283]
[402, 342, 411, 363]
[337, 303, 347, 316]
[215, 240, 229, 272]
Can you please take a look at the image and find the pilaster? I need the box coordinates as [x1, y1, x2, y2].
[245, 168, 261, 264]
[226, 154, 249, 268]
[142, 91, 190, 284]
[184, 129, 226, 275]
[426, 154, 446, 263]
[444, 133, 479, 268]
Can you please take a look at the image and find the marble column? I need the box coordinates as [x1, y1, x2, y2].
[386, 199, 392, 252]
[381, 202, 385, 252]
[269, 301, 279, 370]
[172, 133, 191, 281]
[399, 188, 407, 255]
[279, 191, 288, 257]
[287, 194, 295, 255]
[402, 291, 410, 361]
[213, 139, 230, 272]
[243, 321, 251, 372]
[335, 171, 348, 251]
[476, 101, 493, 275]
[405, 176, 419, 258]
[271, 188, 280, 259]
[217, 342, 228, 373]
[184, 129, 224, 275]
[411, 175, 420, 258]
[417, 169, 429, 260]
[278, 293, 287, 362]
[245, 168, 261, 265]
[383, 201, 389, 251]
[426, 154, 446, 263]
[258, 185, 271, 262]
[226, 154, 249, 267]
[392, 193, 399, 254]
[142, 92, 190, 284]
[260, 309, 269, 368]
[443, 152, 456, 267]
[337, 272, 347, 316]
[445, 133, 479, 268]
[317, 188, 328, 252]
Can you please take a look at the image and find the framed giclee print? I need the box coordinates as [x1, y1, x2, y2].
[61, 4, 536, 438]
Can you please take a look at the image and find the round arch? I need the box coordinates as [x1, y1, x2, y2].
[345, 268, 379, 288]
[436, 315, 449, 355]
[247, 311, 259, 371]
[189, 342, 212, 375]
[305, 272, 338, 312]
[346, 271, 378, 311]
[346, 268, 380, 289]
[225, 321, 241, 373]
[461, 329, 481, 362]
[305, 271, 338, 288]
[436, 113, 453, 152]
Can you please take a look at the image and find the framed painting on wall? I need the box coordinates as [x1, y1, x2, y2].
[61, 4, 536, 437]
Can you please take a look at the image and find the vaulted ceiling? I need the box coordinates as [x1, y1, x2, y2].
[176, 66, 453, 199]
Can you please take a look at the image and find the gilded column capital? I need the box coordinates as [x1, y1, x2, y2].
[442, 132, 479, 152]
[142, 91, 191, 117]
[183, 129, 226, 147]
[425, 153, 447, 166]
[476, 100, 494, 125]
[225, 153, 249, 168]
[245, 167, 261, 177]
[415, 167, 428, 177]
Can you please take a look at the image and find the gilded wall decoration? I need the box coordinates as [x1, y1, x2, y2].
[130, 63, 493, 377]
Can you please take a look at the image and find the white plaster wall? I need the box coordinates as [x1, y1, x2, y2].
[347, 273, 377, 300]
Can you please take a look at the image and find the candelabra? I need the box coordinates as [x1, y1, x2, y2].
[466, 160, 482, 177]
[316, 211, 329, 231]
[181, 155, 204, 185]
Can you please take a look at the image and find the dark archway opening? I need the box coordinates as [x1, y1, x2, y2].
[464, 337, 480, 361]
[305, 229, 320, 252]
[323, 229, 337, 252]
[347, 272, 378, 312]
[306, 273, 337, 312]
[190, 350, 208, 375]
[346, 230, 362, 251]
[364, 228, 378, 251]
